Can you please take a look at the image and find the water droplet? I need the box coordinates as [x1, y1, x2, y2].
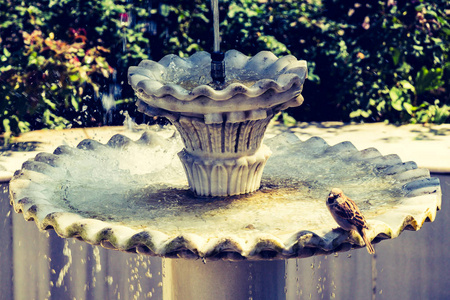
[93, 246, 102, 272]
[55, 240, 72, 287]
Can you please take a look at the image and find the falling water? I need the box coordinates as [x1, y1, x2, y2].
[211, 0, 220, 52]
[371, 253, 378, 300]
[101, 70, 118, 125]
[248, 262, 254, 300]
[120, 11, 130, 52]
[55, 240, 72, 287]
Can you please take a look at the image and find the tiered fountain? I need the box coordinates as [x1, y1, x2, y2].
[8, 1, 441, 299]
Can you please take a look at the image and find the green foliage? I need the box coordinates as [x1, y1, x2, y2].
[2, 29, 114, 132]
[0, 0, 153, 135]
[279, 112, 298, 127]
[218, 0, 450, 124]
[1, 0, 449, 137]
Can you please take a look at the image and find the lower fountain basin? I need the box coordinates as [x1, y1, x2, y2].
[9, 128, 441, 260]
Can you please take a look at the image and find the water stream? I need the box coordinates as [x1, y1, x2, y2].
[211, 0, 220, 53]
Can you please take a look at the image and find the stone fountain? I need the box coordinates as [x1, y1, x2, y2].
[9, 49, 441, 249]
[7, 3, 442, 298]
[8, 48, 442, 298]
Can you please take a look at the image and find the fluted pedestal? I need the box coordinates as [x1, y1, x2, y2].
[178, 145, 271, 196]
[172, 113, 272, 196]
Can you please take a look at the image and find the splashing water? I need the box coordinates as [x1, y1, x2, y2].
[101, 70, 118, 125]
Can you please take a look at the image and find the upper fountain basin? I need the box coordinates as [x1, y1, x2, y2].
[128, 50, 308, 119]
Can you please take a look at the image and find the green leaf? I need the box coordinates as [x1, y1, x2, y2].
[69, 74, 80, 82]
[389, 87, 405, 111]
[70, 95, 79, 111]
[415, 4, 425, 11]
[2, 118, 11, 134]
[415, 66, 444, 95]
[3, 48, 11, 57]
[389, 86, 401, 102]
[403, 102, 413, 115]
[399, 80, 415, 93]
[424, 10, 437, 18]
[390, 47, 401, 66]
[281, 112, 297, 127]
[349, 109, 370, 119]
[160, 4, 170, 17]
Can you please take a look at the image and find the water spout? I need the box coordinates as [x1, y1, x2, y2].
[211, 51, 225, 85]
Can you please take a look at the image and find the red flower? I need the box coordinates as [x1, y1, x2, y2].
[68, 28, 87, 42]
[119, 12, 130, 26]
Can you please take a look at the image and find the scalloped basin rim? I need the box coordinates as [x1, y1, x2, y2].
[9, 131, 441, 261]
[128, 49, 308, 102]
[131, 74, 305, 102]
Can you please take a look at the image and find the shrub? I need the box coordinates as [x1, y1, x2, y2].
[220, 0, 450, 124]
[0, 0, 153, 136]
[144, 0, 450, 124]
[2, 29, 114, 134]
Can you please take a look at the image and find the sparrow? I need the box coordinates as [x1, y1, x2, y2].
[326, 188, 375, 254]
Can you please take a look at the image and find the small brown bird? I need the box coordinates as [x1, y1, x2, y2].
[326, 188, 375, 254]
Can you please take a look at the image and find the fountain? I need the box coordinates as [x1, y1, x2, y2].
[7, 1, 442, 299]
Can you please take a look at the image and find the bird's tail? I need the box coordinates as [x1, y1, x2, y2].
[361, 228, 375, 254]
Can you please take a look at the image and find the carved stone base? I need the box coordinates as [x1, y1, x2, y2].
[178, 145, 272, 196]
[170, 114, 273, 156]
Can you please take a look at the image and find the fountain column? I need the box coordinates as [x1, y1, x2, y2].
[162, 259, 285, 300]
[171, 112, 273, 197]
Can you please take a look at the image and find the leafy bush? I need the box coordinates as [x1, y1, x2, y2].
[143, 0, 450, 124]
[1, 0, 449, 138]
[220, 0, 450, 124]
[2, 29, 113, 133]
[0, 0, 154, 136]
